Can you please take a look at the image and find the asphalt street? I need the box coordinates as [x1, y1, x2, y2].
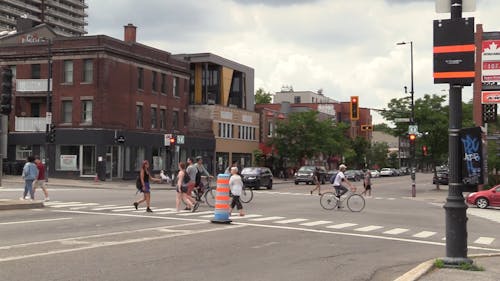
[1, 173, 499, 281]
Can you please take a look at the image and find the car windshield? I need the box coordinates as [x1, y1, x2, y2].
[299, 166, 314, 172]
[242, 167, 261, 174]
[381, 168, 391, 171]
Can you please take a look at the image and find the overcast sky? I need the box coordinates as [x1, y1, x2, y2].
[86, 0, 499, 124]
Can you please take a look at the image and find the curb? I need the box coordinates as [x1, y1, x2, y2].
[0, 199, 44, 210]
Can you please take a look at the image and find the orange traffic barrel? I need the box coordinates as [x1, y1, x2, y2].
[211, 173, 232, 224]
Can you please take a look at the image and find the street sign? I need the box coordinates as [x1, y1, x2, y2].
[46, 112, 52, 124]
[408, 125, 418, 134]
[176, 135, 185, 144]
[164, 134, 172, 146]
[395, 118, 411, 123]
[116, 135, 125, 144]
[481, 91, 500, 104]
[481, 40, 500, 83]
[435, 0, 476, 13]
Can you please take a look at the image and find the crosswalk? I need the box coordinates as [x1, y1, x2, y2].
[43, 201, 499, 247]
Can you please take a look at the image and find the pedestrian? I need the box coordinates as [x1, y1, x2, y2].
[309, 167, 322, 195]
[176, 162, 196, 212]
[133, 160, 160, 212]
[361, 170, 372, 197]
[33, 155, 49, 201]
[229, 166, 244, 216]
[185, 157, 199, 209]
[21, 156, 38, 200]
[194, 156, 213, 189]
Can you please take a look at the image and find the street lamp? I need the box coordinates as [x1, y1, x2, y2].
[40, 38, 53, 180]
[397, 40, 416, 197]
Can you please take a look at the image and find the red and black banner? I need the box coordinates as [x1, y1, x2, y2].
[433, 17, 475, 85]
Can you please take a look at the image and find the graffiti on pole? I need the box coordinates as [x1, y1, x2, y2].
[460, 127, 483, 186]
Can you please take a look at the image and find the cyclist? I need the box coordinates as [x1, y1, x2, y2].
[194, 156, 213, 193]
[332, 164, 356, 198]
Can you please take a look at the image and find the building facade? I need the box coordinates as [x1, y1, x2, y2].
[0, 24, 191, 179]
[0, 0, 88, 37]
[274, 88, 337, 104]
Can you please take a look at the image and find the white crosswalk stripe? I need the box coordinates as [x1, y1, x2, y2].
[230, 214, 262, 219]
[51, 203, 98, 208]
[474, 237, 495, 245]
[275, 218, 308, 224]
[413, 231, 436, 238]
[383, 228, 410, 235]
[91, 205, 120, 210]
[355, 225, 384, 232]
[178, 211, 214, 216]
[326, 223, 358, 229]
[249, 216, 285, 222]
[300, 220, 332, 226]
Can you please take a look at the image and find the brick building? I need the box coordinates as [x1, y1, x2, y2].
[0, 23, 198, 179]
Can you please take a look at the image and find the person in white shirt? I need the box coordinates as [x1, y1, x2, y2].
[229, 167, 244, 216]
[333, 164, 356, 197]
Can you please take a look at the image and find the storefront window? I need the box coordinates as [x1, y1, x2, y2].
[125, 146, 145, 172]
[152, 147, 166, 171]
[56, 145, 79, 171]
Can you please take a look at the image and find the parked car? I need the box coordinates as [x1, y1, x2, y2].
[344, 170, 360, 181]
[380, 168, 395, 176]
[466, 185, 500, 209]
[370, 170, 380, 178]
[294, 166, 327, 185]
[432, 168, 449, 185]
[241, 167, 273, 190]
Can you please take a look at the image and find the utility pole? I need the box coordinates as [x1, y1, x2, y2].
[44, 39, 53, 181]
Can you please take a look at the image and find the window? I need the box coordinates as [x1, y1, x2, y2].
[152, 71, 157, 92]
[151, 107, 157, 129]
[218, 122, 233, 138]
[62, 100, 72, 123]
[136, 105, 143, 128]
[83, 59, 93, 83]
[161, 73, 166, 94]
[31, 64, 41, 79]
[56, 145, 79, 171]
[81, 100, 93, 124]
[184, 111, 188, 128]
[173, 77, 179, 97]
[172, 110, 179, 129]
[16, 145, 32, 160]
[159, 109, 166, 129]
[125, 146, 145, 172]
[63, 60, 73, 83]
[267, 121, 273, 137]
[137, 67, 144, 90]
[294, 96, 301, 103]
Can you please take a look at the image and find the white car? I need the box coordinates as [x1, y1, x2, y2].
[380, 168, 394, 177]
[370, 170, 380, 178]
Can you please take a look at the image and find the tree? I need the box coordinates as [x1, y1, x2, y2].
[270, 111, 350, 165]
[373, 123, 393, 135]
[367, 142, 389, 169]
[255, 88, 272, 104]
[345, 136, 370, 169]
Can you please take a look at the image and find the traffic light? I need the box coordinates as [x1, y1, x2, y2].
[350, 96, 359, 120]
[1, 67, 13, 115]
[361, 125, 373, 131]
[422, 145, 428, 156]
[48, 124, 56, 143]
[409, 133, 416, 144]
[169, 136, 176, 146]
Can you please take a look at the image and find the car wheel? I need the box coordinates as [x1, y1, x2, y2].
[476, 197, 489, 209]
[267, 180, 273, 190]
[294, 181, 298, 185]
[321, 177, 325, 184]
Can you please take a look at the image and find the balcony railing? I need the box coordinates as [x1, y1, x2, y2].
[15, 117, 48, 132]
[16, 79, 52, 92]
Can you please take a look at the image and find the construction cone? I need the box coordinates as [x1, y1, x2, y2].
[211, 173, 232, 224]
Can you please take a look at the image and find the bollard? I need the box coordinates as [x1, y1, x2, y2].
[211, 173, 232, 224]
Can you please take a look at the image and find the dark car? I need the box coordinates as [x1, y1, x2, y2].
[344, 170, 360, 181]
[432, 168, 449, 185]
[294, 166, 327, 185]
[241, 167, 273, 190]
[466, 185, 500, 209]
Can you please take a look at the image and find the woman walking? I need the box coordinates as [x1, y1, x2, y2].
[176, 162, 196, 212]
[229, 167, 244, 216]
[133, 160, 159, 212]
[21, 156, 38, 200]
[309, 167, 322, 195]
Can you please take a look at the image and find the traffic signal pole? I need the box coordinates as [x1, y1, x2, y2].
[44, 39, 53, 181]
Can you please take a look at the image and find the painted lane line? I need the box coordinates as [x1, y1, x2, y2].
[300, 220, 332, 227]
[178, 211, 214, 216]
[474, 237, 495, 245]
[91, 205, 121, 210]
[0, 217, 72, 225]
[111, 208, 137, 212]
[44, 201, 83, 206]
[383, 228, 410, 235]
[355, 225, 384, 232]
[230, 214, 262, 219]
[249, 216, 285, 222]
[326, 223, 358, 229]
[413, 231, 437, 238]
[50, 203, 99, 208]
[149, 208, 177, 212]
[155, 211, 181, 215]
[275, 218, 308, 224]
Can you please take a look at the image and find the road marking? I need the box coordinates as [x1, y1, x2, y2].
[275, 218, 308, 224]
[50, 203, 98, 208]
[230, 214, 262, 219]
[178, 211, 213, 216]
[474, 237, 495, 245]
[111, 207, 137, 212]
[384, 228, 409, 235]
[249, 216, 285, 222]
[156, 211, 181, 215]
[149, 208, 177, 212]
[0, 217, 72, 225]
[355, 225, 384, 232]
[90, 205, 119, 210]
[326, 223, 358, 229]
[413, 231, 436, 238]
[44, 201, 82, 206]
[300, 220, 332, 226]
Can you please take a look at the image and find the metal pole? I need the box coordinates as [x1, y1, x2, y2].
[443, 0, 471, 266]
[409, 41, 416, 197]
[45, 39, 52, 181]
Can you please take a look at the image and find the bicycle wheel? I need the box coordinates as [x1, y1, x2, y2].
[240, 187, 254, 203]
[347, 194, 365, 212]
[320, 192, 339, 210]
[204, 187, 216, 208]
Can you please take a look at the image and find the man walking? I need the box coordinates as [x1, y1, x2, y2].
[33, 155, 50, 201]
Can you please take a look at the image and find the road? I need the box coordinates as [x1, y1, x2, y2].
[1, 173, 499, 281]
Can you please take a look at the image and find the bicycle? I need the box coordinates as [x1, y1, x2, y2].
[239, 186, 253, 203]
[192, 177, 216, 208]
[320, 189, 365, 212]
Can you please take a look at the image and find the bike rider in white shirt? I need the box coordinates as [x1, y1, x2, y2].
[332, 164, 356, 197]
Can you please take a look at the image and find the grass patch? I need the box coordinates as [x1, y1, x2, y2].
[434, 259, 484, 271]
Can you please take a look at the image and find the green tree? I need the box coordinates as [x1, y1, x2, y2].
[255, 88, 272, 104]
[367, 142, 389, 169]
[345, 136, 370, 169]
[373, 123, 393, 135]
[270, 111, 350, 165]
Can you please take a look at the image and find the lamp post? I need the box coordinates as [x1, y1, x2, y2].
[41, 38, 53, 180]
[397, 41, 416, 197]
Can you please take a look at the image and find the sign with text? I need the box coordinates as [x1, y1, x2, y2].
[481, 40, 500, 83]
[481, 91, 500, 104]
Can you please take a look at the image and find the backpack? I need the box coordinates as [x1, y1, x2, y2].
[183, 171, 190, 184]
[195, 169, 202, 187]
[136, 176, 142, 192]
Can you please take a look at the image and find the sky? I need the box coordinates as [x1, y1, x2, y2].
[86, 0, 500, 124]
